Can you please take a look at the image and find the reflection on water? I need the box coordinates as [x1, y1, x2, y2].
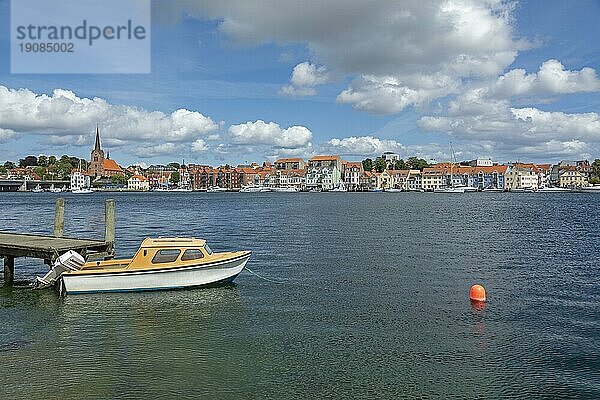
[1, 192, 599, 398]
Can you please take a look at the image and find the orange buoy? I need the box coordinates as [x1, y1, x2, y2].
[470, 284, 486, 302]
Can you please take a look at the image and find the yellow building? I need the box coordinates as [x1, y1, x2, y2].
[558, 167, 587, 188]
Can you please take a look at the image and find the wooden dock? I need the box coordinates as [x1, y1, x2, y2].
[1, 198, 115, 284]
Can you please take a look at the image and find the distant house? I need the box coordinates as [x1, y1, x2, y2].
[274, 158, 305, 170]
[70, 170, 90, 190]
[128, 174, 149, 191]
[558, 167, 587, 188]
[505, 165, 538, 190]
[343, 162, 363, 191]
[306, 155, 343, 190]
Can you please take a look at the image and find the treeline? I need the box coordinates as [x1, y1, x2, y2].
[0, 155, 88, 180]
[362, 156, 429, 173]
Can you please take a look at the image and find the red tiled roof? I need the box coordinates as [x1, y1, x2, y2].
[103, 159, 122, 172]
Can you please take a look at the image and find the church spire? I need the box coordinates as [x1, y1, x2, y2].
[94, 125, 101, 151]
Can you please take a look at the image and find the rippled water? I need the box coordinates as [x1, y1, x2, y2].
[1, 192, 599, 399]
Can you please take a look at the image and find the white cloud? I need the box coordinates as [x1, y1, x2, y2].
[0, 128, 19, 143]
[0, 85, 220, 148]
[191, 138, 209, 152]
[337, 74, 460, 114]
[160, 0, 525, 114]
[492, 60, 600, 98]
[322, 136, 406, 156]
[419, 103, 600, 158]
[228, 120, 312, 148]
[280, 62, 329, 97]
[135, 143, 181, 158]
[45, 135, 89, 146]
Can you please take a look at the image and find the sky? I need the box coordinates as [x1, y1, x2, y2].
[1, 0, 600, 167]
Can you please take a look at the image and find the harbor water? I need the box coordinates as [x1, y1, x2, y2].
[1, 192, 599, 399]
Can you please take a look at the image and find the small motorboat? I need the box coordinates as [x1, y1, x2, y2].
[34, 238, 251, 294]
[207, 186, 228, 192]
[239, 185, 261, 193]
[72, 187, 93, 194]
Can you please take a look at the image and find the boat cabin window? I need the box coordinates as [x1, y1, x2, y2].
[204, 244, 213, 255]
[151, 249, 181, 264]
[181, 249, 204, 261]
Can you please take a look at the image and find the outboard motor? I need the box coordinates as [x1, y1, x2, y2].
[32, 250, 85, 289]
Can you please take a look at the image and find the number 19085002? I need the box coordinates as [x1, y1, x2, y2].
[19, 42, 74, 52]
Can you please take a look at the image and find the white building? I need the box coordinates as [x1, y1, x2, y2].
[469, 158, 493, 167]
[128, 174, 150, 191]
[306, 155, 342, 190]
[70, 171, 90, 190]
[505, 166, 539, 190]
[343, 162, 363, 191]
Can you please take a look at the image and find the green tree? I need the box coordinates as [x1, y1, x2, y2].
[48, 155, 57, 165]
[19, 155, 38, 167]
[406, 157, 429, 170]
[37, 155, 48, 167]
[592, 159, 600, 179]
[394, 159, 406, 170]
[33, 166, 46, 177]
[110, 174, 128, 185]
[374, 157, 386, 172]
[167, 162, 181, 170]
[0, 166, 7, 175]
[362, 158, 373, 172]
[4, 161, 16, 169]
[170, 171, 181, 184]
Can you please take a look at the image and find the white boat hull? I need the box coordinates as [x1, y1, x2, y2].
[434, 187, 465, 193]
[62, 253, 250, 294]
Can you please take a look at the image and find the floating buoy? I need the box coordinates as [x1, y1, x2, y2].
[470, 284, 486, 302]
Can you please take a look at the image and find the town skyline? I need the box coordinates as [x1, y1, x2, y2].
[2, 1, 600, 166]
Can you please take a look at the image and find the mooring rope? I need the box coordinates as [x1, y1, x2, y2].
[243, 266, 288, 284]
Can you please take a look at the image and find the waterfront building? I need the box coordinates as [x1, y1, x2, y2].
[558, 167, 588, 188]
[359, 171, 376, 191]
[273, 169, 306, 190]
[376, 170, 394, 190]
[306, 155, 343, 190]
[70, 170, 90, 190]
[147, 173, 171, 189]
[88, 127, 124, 178]
[343, 162, 363, 191]
[127, 174, 149, 191]
[505, 165, 538, 190]
[6, 168, 40, 181]
[550, 160, 592, 185]
[274, 158, 305, 171]
[421, 167, 445, 191]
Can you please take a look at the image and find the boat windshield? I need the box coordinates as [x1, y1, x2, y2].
[204, 244, 213, 255]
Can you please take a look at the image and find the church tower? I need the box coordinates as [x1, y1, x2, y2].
[88, 126, 105, 177]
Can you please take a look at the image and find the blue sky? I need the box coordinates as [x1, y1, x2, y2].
[1, 0, 600, 167]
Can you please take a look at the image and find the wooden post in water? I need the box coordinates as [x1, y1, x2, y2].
[3, 256, 14, 284]
[54, 198, 65, 237]
[105, 199, 115, 251]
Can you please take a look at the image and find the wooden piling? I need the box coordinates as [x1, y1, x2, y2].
[105, 199, 115, 246]
[53, 198, 65, 237]
[3, 256, 14, 284]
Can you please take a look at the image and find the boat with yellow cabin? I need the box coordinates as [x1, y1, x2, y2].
[35, 238, 251, 294]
